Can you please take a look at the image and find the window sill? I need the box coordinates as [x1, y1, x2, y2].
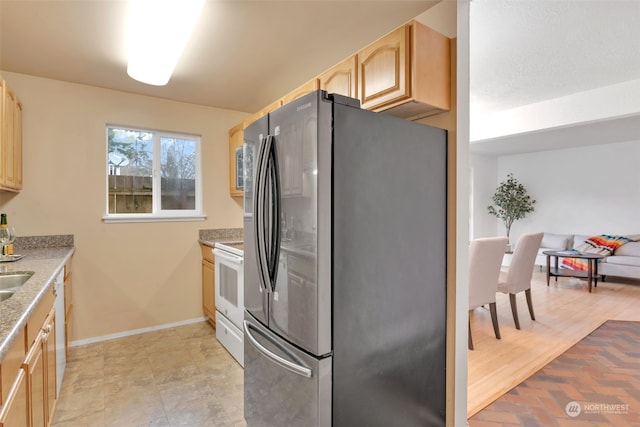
[102, 214, 206, 224]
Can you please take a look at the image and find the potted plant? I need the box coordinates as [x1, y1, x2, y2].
[487, 173, 536, 251]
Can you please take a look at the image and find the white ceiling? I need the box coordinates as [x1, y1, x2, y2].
[0, 0, 440, 113]
[1, 0, 638, 154]
[470, 0, 640, 154]
[470, 0, 640, 115]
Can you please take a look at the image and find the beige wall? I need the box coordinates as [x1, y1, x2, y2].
[0, 71, 248, 342]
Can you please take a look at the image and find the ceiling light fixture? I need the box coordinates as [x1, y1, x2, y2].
[126, 0, 205, 86]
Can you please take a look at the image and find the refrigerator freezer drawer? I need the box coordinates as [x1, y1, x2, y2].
[244, 317, 331, 427]
[216, 311, 244, 367]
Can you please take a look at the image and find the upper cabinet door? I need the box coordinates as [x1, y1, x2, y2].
[357, 21, 450, 118]
[12, 99, 23, 191]
[245, 98, 282, 131]
[0, 79, 5, 188]
[4, 88, 16, 189]
[358, 25, 410, 111]
[318, 56, 358, 100]
[280, 79, 319, 106]
[0, 78, 23, 192]
[228, 122, 244, 197]
[2, 85, 17, 190]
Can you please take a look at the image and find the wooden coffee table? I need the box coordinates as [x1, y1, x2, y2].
[543, 250, 605, 293]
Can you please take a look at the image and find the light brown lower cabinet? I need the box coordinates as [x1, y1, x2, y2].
[0, 291, 56, 427]
[25, 330, 46, 427]
[0, 368, 28, 427]
[45, 309, 56, 425]
[64, 259, 73, 359]
[25, 308, 56, 427]
[201, 244, 216, 326]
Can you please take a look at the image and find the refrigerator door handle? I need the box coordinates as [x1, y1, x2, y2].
[244, 320, 313, 379]
[266, 136, 281, 290]
[254, 135, 271, 293]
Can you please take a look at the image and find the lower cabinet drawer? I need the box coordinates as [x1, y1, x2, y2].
[215, 311, 244, 367]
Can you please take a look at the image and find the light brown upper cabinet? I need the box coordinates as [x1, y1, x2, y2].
[228, 99, 282, 197]
[0, 77, 23, 192]
[249, 98, 282, 127]
[280, 79, 320, 106]
[229, 122, 244, 197]
[226, 20, 451, 195]
[318, 56, 358, 99]
[358, 20, 450, 118]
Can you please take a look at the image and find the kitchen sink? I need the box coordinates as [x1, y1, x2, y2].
[0, 290, 14, 301]
[0, 271, 35, 301]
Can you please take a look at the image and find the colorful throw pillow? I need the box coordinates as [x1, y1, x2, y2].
[560, 234, 633, 271]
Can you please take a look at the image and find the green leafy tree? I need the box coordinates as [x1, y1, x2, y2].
[487, 173, 536, 241]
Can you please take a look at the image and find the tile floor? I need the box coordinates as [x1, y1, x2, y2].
[51, 321, 247, 427]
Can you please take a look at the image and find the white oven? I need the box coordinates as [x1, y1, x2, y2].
[213, 242, 244, 366]
[213, 242, 244, 327]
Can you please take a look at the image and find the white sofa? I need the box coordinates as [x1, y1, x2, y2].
[534, 232, 640, 280]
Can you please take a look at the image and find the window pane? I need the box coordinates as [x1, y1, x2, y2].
[108, 127, 153, 213]
[160, 137, 196, 210]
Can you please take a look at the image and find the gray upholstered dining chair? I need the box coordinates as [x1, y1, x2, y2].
[468, 236, 509, 350]
[497, 232, 544, 330]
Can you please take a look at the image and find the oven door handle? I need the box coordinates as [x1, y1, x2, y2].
[244, 320, 312, 379]
[212, 248, 244, 264]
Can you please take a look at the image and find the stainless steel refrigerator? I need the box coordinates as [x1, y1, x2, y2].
[243, 90, 447, 427]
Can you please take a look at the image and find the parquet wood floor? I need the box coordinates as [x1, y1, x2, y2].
[468, 270, 640, 422]
[469, 320, 640, 426]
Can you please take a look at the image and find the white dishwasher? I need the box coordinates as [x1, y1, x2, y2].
[53, 270, 66, 395]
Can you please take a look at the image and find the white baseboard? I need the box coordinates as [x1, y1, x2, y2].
[69, 317, 208, 347]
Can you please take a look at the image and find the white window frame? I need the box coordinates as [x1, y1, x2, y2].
[103, 125, 205, 223]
